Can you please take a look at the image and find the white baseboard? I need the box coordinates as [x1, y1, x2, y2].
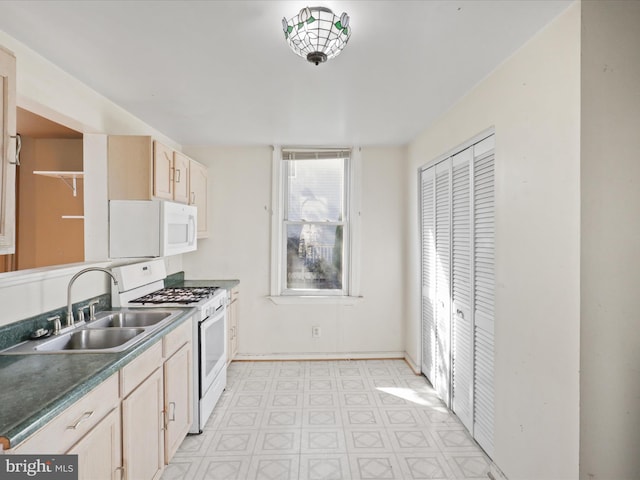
[233, 351, 406, 362]
[403, 353, 421, 374]
[489, 463, 509, 480]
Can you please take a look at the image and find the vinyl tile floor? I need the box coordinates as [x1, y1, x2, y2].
[161, 359, 492, 480]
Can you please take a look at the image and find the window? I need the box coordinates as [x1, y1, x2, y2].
[271, 147, 359, 300]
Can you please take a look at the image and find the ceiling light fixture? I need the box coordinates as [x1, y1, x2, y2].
[282, 6, 351, 65]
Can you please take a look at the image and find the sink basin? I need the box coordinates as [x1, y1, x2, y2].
[35, 328, 145, 352]
[88, 311, 172, 329]
[0, 309, 183, 355]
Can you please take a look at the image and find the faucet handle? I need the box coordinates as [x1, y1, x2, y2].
[88, 300, 99, 321]
[48, 315, 62, 335]
[78, 305, 90, 324]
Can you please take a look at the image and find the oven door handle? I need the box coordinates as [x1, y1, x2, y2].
[199, 306, 226, 325]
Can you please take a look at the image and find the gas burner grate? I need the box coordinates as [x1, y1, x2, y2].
[130, 286, 219, 304]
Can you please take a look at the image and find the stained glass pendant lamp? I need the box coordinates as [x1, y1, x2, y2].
[282, 6, 351, 65]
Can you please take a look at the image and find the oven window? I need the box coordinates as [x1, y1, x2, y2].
[203, 315, 225, 381]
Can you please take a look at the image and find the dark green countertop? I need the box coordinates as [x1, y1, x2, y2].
[0, 307, 196, 450]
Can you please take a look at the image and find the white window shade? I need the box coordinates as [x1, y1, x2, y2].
[281, 148, 352, 161]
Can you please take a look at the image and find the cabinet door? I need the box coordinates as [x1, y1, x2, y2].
[108, 136, 154, 200]
[0, 47, 17, 255]
[153, 141, 174, 200]
[122, 368, 165, 480]
[164, 342, 192, 463]
[227, 299, 238, 363]
[68, 407, 122, 480]
[189, 159, 208, 238]
[173, 152, 190, 204]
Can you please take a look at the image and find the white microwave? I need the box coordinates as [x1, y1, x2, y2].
[109, 200, 197, 258]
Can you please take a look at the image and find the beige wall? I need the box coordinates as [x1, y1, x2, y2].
[182, 145, 407, 357]
[580, 1, 640, 478]
[405, 3, 580, 479]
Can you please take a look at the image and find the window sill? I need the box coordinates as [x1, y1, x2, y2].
[268, 295, 362, 306]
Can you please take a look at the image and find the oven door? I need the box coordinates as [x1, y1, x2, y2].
[199, 304, 226, 396]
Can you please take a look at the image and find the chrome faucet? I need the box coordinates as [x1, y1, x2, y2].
[67, 267, 119, 329]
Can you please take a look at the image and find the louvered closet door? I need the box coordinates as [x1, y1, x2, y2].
[434, 160, 452, 405]
[472, 135, 495, 457]
[451, 148, 473, 432]
[420, 167, 436, 382]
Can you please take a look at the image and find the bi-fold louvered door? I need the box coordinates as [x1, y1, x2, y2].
[451, 148, 473, 432]
[471, 136, 495, 456]
[420, 134, 495, 458]
[434, 161, 452, 404]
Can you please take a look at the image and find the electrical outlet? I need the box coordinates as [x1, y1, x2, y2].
[312, 326, 321, 338]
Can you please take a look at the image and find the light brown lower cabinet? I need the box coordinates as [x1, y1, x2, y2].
[9, 318, 194, 480]
[11, 374, 120, 455]
[67, 406, 122, 480]
[227, 286, 239, 364]
[122, 368, 165, 480]
[164, 342, 192, 462]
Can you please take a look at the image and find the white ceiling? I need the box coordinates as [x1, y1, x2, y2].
[0, 0, 572, 147]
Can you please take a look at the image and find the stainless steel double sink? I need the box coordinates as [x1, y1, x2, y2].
[1, 310, 182, 354]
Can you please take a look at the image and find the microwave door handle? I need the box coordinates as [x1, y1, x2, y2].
[189, 215, 196, 245]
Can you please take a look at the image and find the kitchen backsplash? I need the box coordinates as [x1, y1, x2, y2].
[0, 293, 111, 351]
[164, 271, 185, 288]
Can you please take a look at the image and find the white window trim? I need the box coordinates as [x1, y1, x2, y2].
[269, 146, 362, 304]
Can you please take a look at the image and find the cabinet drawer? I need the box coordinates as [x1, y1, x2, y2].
[120, 342, 162, 398]
[12, 374, 119, 454]
[163, 319, 192, 359]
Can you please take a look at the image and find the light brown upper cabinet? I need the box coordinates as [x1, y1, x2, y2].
[172, 151, 190, 204]
[153, 140, 174, 200]
[0, 46, 17, 255]
[108, 136, 154, 200]
[188, 158, 208, 238]
[108, 136, 204, 209]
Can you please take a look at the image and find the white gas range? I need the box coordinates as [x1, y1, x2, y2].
[111, 259, 227, 434]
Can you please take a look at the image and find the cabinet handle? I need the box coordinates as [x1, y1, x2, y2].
[168, 402, 176, 422]
[66, 411, 94, 430]
[115, 466, 125, 480]
[175, 168, 181, 183]
[456, 309, 465, 319]
[9, 134, 21, 165]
